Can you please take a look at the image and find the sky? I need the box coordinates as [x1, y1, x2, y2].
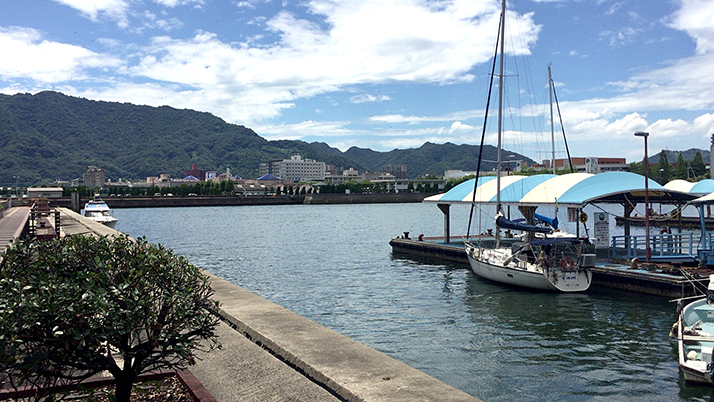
[1, 0, 713, 164]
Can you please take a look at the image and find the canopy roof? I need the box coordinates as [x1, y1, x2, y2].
[424, 171, 697, 207]
[665, 179, 714, 195]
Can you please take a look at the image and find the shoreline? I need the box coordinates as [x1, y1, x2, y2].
[46, 192, 433, 210]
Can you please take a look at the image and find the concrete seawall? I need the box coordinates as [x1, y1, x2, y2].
[48, 192, 434, 210]
[52, 208, 482, 402]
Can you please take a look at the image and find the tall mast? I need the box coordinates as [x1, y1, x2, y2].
[548, 65, 555, 174]
[495, 0, 506, 245]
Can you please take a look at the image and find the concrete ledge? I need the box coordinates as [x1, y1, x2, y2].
[204, 272, 481, 402]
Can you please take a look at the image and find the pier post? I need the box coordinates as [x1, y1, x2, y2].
[70, 192, 80, 213]
[437, 203, 451, 243]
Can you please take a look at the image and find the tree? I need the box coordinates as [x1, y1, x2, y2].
[692, 151, 707, 178]
[0, 235, 220, 402]
[656, 151, 673, 184]
[674, 153, 688, 180]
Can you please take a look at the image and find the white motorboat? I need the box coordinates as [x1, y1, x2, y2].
[83, 194, 118, 228]
[674, 276, 714, 384]
[463, 0, 593, 292]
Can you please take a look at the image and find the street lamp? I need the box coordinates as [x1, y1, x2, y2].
[634, 131, 651, 263]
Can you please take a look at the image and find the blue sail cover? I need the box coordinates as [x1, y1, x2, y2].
[534, 212, 558, 230]
[496, 215, 552, 233]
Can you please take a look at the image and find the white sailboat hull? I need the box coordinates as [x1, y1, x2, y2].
[465, 243, 591, 292]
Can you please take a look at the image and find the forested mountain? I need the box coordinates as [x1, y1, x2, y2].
[345, 142, 519, 177]
[0, 91, 542, 185]
[0, 91, 360, 185]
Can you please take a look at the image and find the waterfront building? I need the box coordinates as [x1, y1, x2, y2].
[536, 157, 628, 173]
[444, 169, 479, 179]
[27, 187, 63, 198]
[394, 179, 444, 193]
[184, 163, 207, 181]
[83, 166, 106, 189]
[382, 164, 407, 179]
[259, 154, 326, 182]
[325, 168, 363, 185]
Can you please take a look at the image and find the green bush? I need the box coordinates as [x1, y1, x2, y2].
[0, 235, 220, 402]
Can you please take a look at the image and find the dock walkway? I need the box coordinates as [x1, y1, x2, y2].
[0, 206, 30, 255]
[390, 237, 708, 298]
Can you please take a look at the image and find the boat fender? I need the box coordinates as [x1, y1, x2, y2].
[503, 255, 513, 266]
[687, 350, 698, 361]
[559, 256, 575, 270]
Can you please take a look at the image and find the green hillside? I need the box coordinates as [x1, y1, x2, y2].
[1, 91, 567, 186]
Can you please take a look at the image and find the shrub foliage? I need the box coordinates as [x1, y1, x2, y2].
[0, 235, 220, 402]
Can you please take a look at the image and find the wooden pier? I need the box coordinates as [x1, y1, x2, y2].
[390, 237, 709, 298]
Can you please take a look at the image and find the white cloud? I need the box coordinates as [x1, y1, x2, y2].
[153, 0, 205, 7]
[666, 0, 714, 54]
[51, 0, 131, 28]
[349, 94, 390, 103]
[0, 27, 121, 82]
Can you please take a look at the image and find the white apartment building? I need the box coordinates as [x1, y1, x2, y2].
[262, 154, 326, 182]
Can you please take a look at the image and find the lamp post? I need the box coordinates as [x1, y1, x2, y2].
[635, 131, 651, 263]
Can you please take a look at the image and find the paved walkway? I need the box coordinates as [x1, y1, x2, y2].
[0, 206, 30, 257]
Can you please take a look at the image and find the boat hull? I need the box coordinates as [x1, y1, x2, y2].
[677, 297, 714, 385]
[466, 243, 591, 292]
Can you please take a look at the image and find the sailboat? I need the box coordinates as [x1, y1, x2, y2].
[463, 0, 593, 292]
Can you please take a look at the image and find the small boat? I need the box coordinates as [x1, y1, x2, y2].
[83, 194, 118, 228]
[674, 275, 714, 384]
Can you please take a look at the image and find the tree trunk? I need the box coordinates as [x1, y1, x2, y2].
[114, 374, 135, 402]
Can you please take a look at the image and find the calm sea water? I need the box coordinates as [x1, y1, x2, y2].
[113, 203, 712, 402]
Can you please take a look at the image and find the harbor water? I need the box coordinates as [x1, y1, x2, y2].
[114, 203, 710, 401]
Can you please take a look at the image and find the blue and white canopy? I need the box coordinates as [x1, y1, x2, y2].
[664, 179, 714, 195]
[424, 171, 697, 207]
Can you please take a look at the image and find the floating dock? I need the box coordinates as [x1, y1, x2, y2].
[390, 236, 709, 298]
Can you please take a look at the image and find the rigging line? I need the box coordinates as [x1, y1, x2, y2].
[467, 6, 502, 240]
[550, 72, 574, 173]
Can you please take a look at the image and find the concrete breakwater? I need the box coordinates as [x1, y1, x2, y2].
[48, 192, 431, 210]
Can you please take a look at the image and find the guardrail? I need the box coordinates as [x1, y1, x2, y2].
[610, 232, 701, 261]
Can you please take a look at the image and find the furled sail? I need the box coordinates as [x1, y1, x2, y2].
[496, 215, 552, 234]
[534, 212, 559, 230]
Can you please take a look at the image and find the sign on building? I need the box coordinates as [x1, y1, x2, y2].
[594, 212, 609, 249]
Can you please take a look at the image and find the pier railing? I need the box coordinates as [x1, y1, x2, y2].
[610, 232, 701, 261]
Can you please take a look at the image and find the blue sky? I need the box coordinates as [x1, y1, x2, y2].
[2, 0, 713, 164]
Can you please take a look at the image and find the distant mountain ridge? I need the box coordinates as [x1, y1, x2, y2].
[7, 91, 701, 186]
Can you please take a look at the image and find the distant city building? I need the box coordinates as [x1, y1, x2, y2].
[259, 154, 326, 182]
[325, 168, 363, 185]
[444, 169, 479, 179]
[382, 164, 407, 179]
[27, 187, 63, 198]
[184, 163, 207, 181]
[538, 157, 628, 173]
[83, 166, 106, 189]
